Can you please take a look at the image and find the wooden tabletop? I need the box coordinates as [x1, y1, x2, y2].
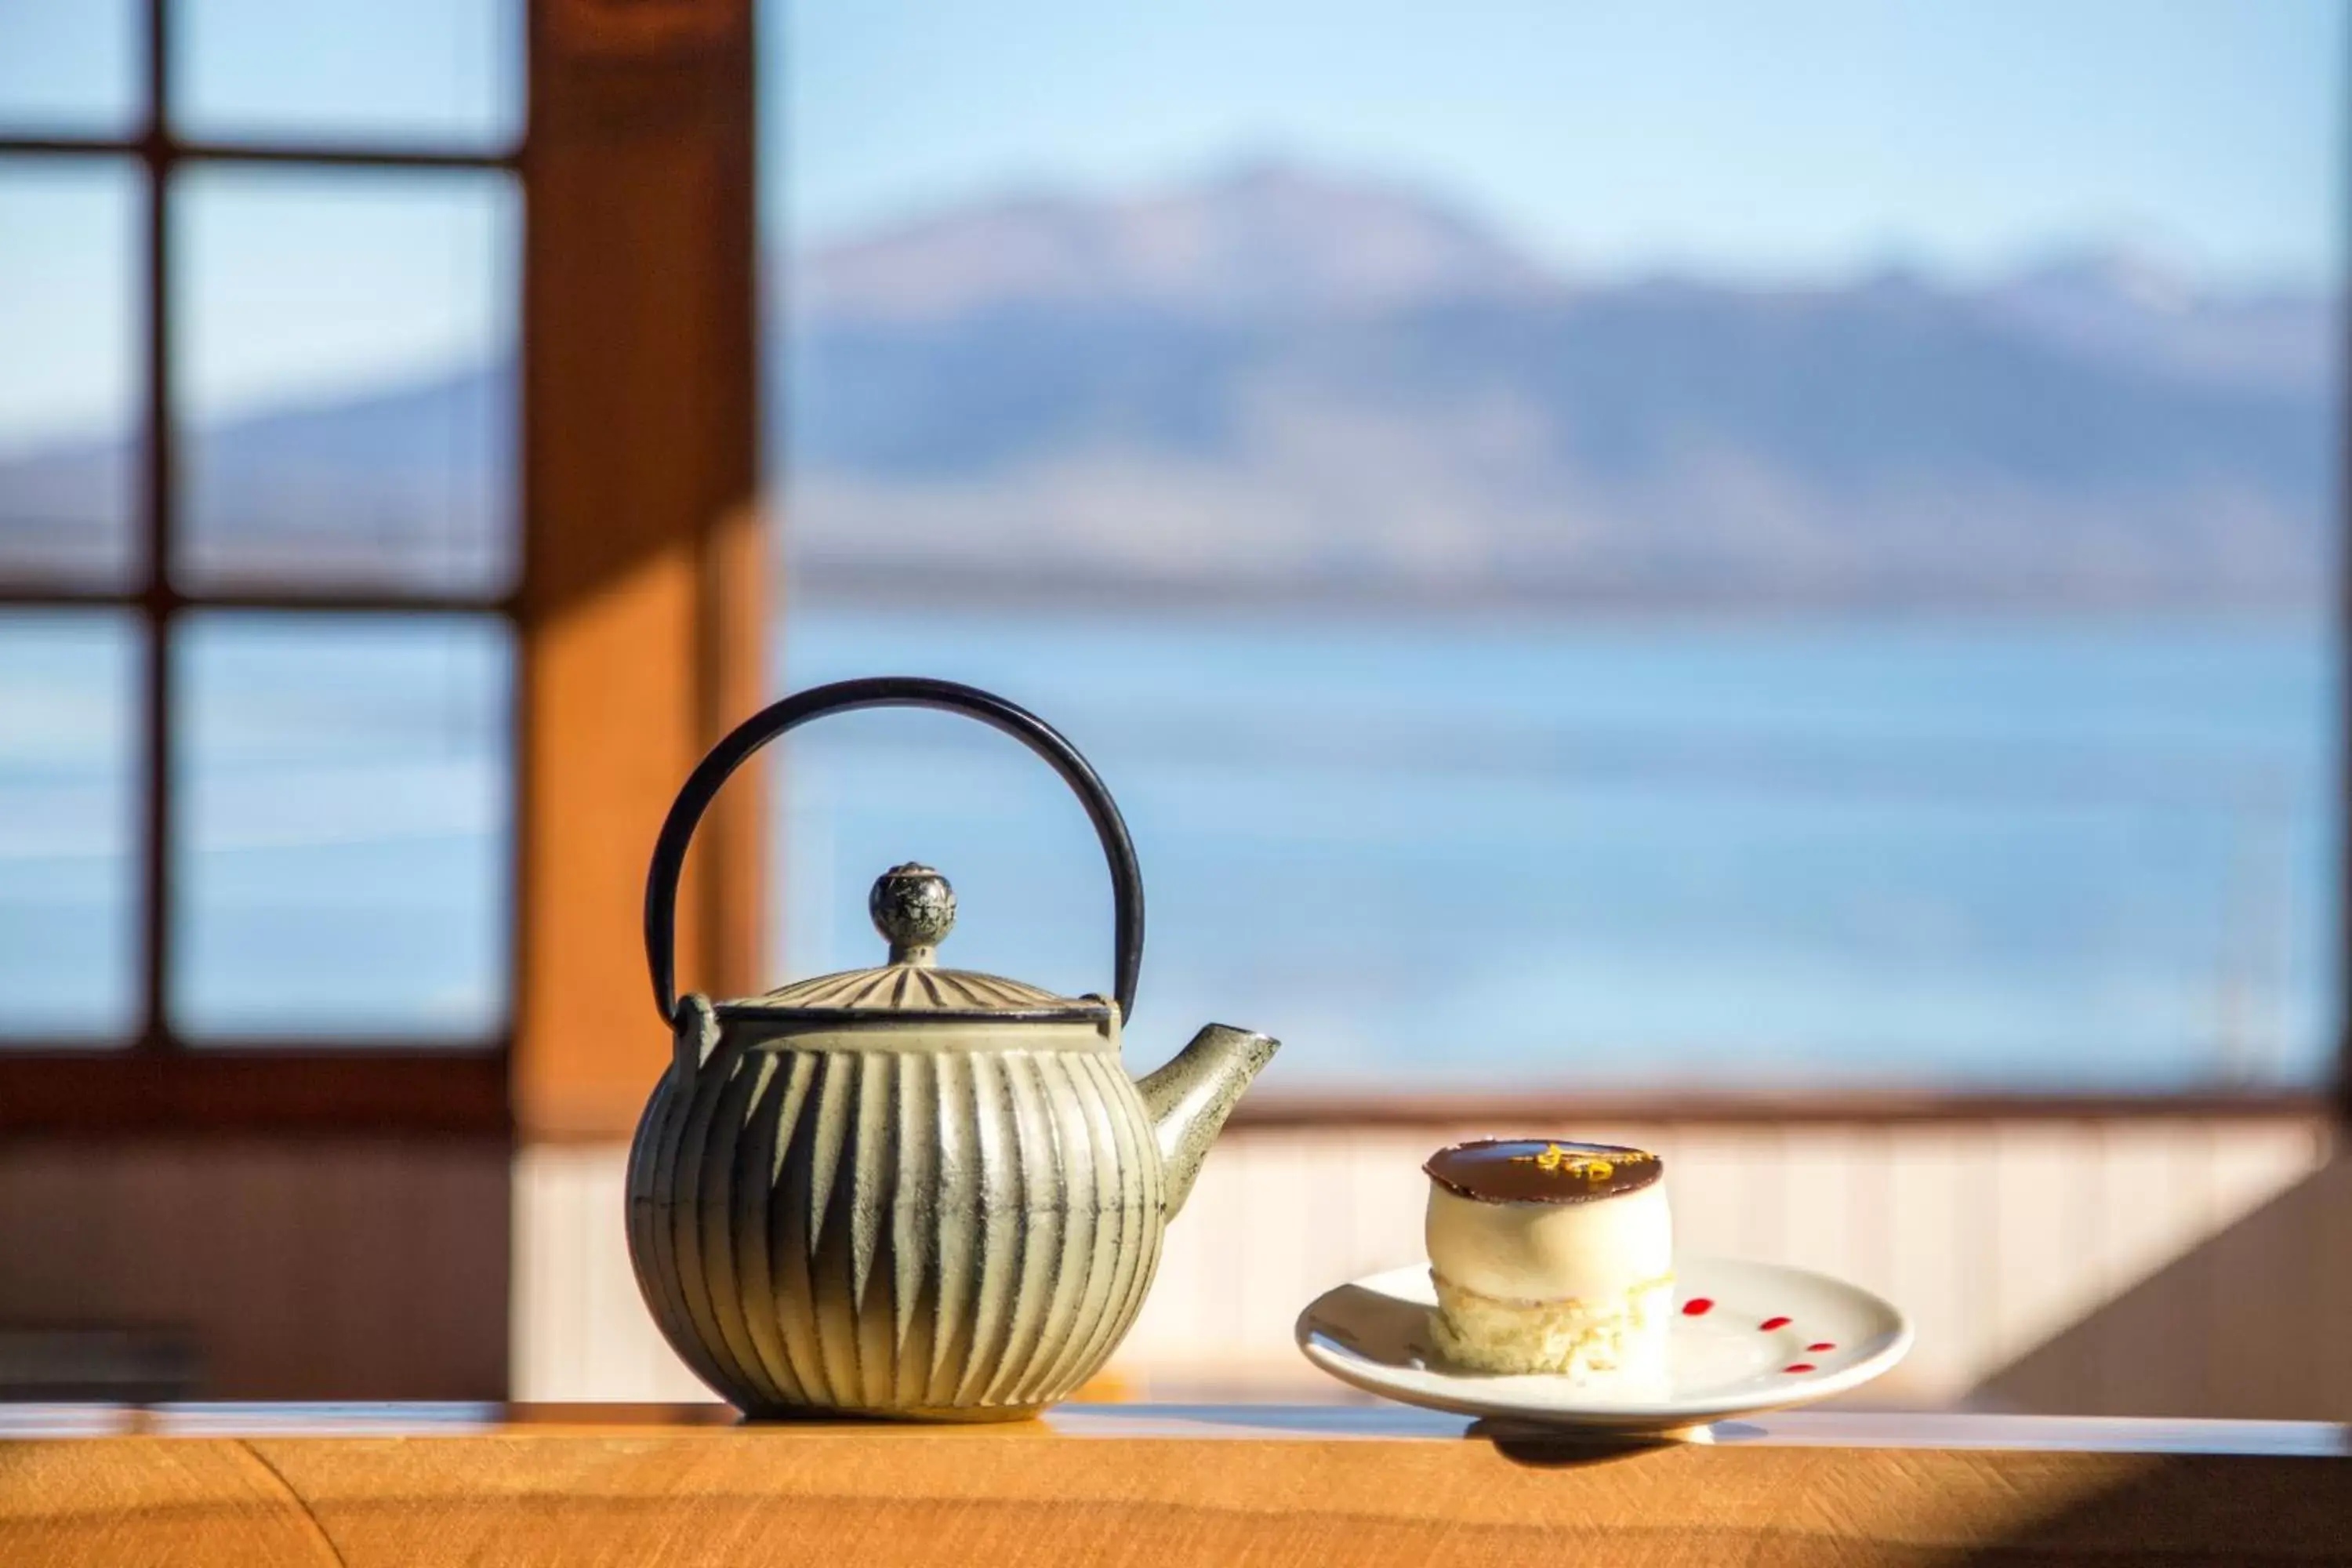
[3, 1403, 2347, 1566]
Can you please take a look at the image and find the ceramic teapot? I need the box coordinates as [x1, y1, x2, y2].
[626, 677, 1279, 1420]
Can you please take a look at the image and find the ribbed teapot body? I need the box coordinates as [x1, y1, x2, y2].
[626, 1012, 1166, 1419]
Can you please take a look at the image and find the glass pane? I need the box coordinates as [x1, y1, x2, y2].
[0, 158, 141, 586]
[775, 1, 2343, 1092]
[175, 0, 521, 146]
[174, 166, 516, 594]
[0, 0, 141, 133]
[0, 610, 140, 1040]
[172, 612, 510, 1040]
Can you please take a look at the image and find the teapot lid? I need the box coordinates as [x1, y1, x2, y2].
[730, 863, 1114, 1022]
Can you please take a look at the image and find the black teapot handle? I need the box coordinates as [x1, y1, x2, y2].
[644, 676, 1145, 1027]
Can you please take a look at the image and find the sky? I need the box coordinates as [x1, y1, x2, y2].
[775, 0, 2347, 282]
[0, 0, 2344, 452]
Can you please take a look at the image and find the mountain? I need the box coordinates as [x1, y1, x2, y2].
[2, 165, 2337, 608]
[0, 370, 510, 590]
[794, 162, 1554, 325]
[782, 169, 2337, 608]
[1976, 249, 2330, 397]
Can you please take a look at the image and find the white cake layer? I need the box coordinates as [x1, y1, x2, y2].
[1425, 1178, 1672, 1304]
[1429, 1271, 1674, 1382]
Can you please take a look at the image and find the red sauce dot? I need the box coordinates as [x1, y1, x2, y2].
[1759, 1316, 1792, 1331]
[1681, 1298, 1715, 1317]
[1807, 1341, 1835, 1352]
[1782, 1363, 1816, 1374]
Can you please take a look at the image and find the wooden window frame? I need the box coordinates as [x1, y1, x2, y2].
[0, 0, 766, 1138]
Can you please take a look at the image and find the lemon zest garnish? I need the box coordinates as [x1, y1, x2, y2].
[1512, 1142, 1643, 1181]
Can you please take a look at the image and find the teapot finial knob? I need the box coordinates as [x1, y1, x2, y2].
[871, 863, 955, 967]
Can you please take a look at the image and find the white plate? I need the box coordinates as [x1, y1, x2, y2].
[1295, 1254, 1911, 1433]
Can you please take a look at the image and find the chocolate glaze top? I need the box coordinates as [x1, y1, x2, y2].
[1424, 1138, 1664, 1204]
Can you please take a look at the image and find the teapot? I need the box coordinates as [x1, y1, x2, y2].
[626, 677, 1279, 1419]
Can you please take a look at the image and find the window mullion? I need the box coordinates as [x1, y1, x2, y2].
[135, 0, 172, 1054]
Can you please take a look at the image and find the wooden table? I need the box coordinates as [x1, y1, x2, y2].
[2, 1403, 2346, 1565]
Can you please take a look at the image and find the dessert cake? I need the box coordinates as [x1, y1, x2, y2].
[1423, 1138, 1673, 1380]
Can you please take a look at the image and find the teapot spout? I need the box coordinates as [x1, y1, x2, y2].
[1137, 1024, 1279, 1218]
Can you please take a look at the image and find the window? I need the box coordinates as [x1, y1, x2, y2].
[768, 2, 2344, 1098]
[0, 2, 521, 1105]
[0, 0, 757, 1401]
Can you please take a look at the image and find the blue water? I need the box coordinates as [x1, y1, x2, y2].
[778, 606, 2339, 1091]
[0, 604, 2336, 1088]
